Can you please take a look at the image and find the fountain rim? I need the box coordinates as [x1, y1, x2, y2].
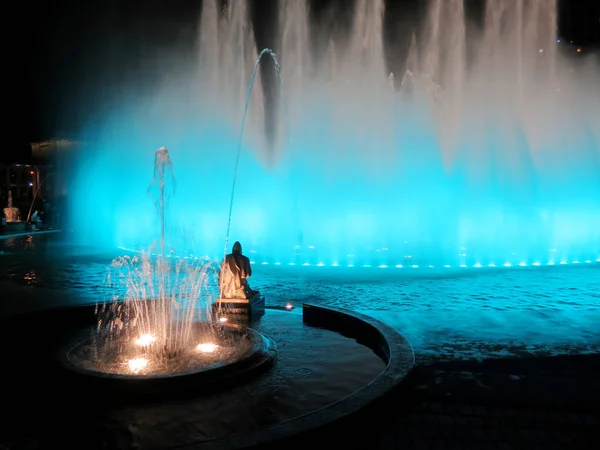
[0, 302, 414, 449]
[63, 322, 269, 381]
[185, 303, 415, 449]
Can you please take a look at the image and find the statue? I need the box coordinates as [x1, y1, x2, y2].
[219, 241, 258, 299]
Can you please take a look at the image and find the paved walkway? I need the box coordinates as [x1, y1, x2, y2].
[270, 353, 600, 450]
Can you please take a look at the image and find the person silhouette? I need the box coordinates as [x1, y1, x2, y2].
[219, 241, 259, 299]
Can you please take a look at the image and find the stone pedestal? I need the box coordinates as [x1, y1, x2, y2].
[212, 294, 265, 322]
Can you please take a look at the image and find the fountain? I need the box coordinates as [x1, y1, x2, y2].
[66, 0, 599, 268]
[3, 191, 21, 223]
[65, 147, 276, 383]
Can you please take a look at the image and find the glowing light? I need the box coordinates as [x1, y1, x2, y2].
[289, 262, 295, 266]
[411, 265, 418, 268]
[576, 48, 582, 53]
[332, 263, 339, 267]
[275, 262, 281, 265]
[533, 262, 541, 266]
[473, 263, 482, 268]
[317, 262, 325, 267]
[30, 171, 34, 175]
[134, 334, 156, 347]
[444, 265, 451, 268]
[378, 264, 388, 268]
[460, 264, 467, 268]
[285, 303, 293, 310]
[303, 263, 310, 266]
[28, 182, 33, 186]
[219, 317, 228, 323]
[196, 343, 218, 353]
[428, 265, 435, 268]
[250, 261, 255, 264]
[572, 261, 580, 264]
[488, 263, 496, 267]
[519, 262, 527, 267]
[548, 261, 555, 265]
[262, 262, 268, 265]
[503, 263, 512, 267]
[128, 358, 148, 373]
[395, 264, 403, 268]
[363, 264, 372, 268]
[560, 261, 567, 265]
[585, 260, 591, 263]
[348, 264, 354, 267]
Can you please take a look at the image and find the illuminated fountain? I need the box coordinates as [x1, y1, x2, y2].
[3, 191, 21, 223]
[69, 0, 599, 268]
[66, 147, 275, 379]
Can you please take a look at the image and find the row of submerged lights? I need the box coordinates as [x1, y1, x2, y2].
[117, 246, 600, 270]
[248, 248, 600, 268]
[126, 333, 219, 374]
[249, 259, 600, 268]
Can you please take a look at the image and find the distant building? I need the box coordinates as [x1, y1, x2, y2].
[30, 138, 85, 198]
[1, 138, 84, 220]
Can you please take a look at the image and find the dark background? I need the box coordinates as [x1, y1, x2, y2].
[8, 0, 600, 162]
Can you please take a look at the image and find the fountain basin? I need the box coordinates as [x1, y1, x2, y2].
[1, 302, 414, 449]
[63, 320, 276, 395]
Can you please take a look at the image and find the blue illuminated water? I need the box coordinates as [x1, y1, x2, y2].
[1, 234, 598, 363]
[66, 0, 600, 268]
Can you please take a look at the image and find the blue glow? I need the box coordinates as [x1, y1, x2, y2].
[65, 3, 600, 268]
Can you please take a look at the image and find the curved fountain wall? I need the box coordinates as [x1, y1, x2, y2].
[68, 0, 600, 268]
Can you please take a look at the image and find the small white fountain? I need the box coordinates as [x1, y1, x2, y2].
[3, 191, 21, 223]
[66, 148, 271, 380]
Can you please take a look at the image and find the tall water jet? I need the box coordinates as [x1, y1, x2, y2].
[277, 0, 311, 152]
[219, 0, 266, 154]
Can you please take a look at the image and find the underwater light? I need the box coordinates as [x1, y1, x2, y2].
[128, 358, 148, 373]
[196, 343, 218, 353]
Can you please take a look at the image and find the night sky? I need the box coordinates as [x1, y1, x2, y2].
[9, 0, 599, 162]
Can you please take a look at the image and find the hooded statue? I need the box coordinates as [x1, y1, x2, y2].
[219, 241, 257, 299]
